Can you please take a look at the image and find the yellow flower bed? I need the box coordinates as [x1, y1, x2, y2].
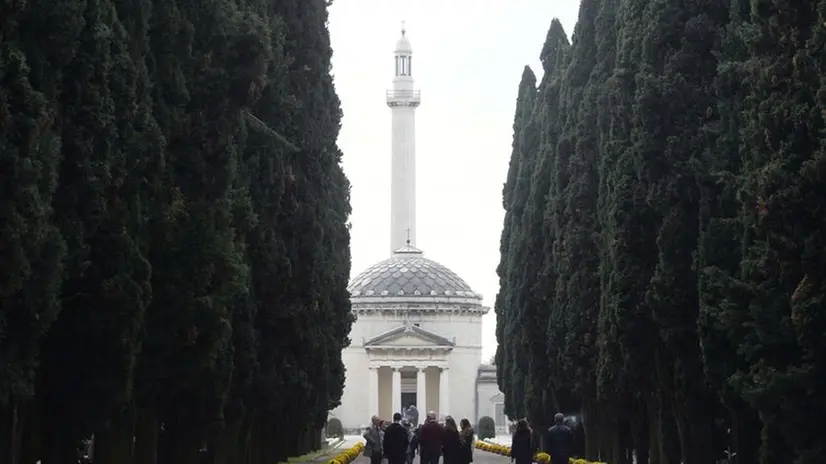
[326, 441, 365, 464]
[474, 440, 607, 464]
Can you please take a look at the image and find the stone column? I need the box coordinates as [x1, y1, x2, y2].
[416, 367, 427, 417]
[392, 367, 402, 415]
[439, 366, 450, 417]
[369, 366, 380, 416]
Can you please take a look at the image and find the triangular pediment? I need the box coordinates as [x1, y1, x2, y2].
[364, 324, 454, 348]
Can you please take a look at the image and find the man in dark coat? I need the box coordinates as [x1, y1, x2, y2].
[544, 413, 574, 464]
[383, 413, 410, 464]
[418, 411, 445, 464]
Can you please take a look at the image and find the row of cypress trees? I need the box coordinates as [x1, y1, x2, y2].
[0, 0, 352, 463]
[495, 0, 825, 463]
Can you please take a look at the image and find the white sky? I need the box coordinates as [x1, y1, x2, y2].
[329, 1, 581, 362]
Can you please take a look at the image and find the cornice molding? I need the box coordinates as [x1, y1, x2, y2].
[351, 300, 490, 316]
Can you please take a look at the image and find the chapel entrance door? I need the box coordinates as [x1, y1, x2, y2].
[401, 392, 417, 411]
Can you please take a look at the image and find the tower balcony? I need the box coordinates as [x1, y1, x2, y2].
[386, 90, 421, 107]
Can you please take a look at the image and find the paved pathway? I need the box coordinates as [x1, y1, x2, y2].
[350, 450, 512, 464]
[298, 435, 512, 464]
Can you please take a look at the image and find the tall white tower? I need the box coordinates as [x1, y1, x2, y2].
[387, 24, 421, 253]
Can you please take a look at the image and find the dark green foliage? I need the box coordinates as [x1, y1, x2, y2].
[496, 0, 826, 463]
[0, 6, 66, 460]
[326, 418, 344, 438]
[477, 416, 496, 440]
[0, 0, 350, 462]
[495, 64, 537, 419]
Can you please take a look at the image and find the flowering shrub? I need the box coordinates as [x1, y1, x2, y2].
[326, 441, 365, 464]
[474, 440, 607, 464]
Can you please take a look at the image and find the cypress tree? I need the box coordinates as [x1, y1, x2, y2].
[262, 0, 352, 457]
[595, 0, 662, 461]
[35, 1, 155, 461]
[524, 19, 569, 436]
[551, 0, 616, 456]
[133, 0, 268, 461]
[723, 0, 826, 461]
[0, 8, 65, 462]
[495, 65, 537, 419]
[696, 2, 763, 461]
[497, 0, 826, 461]
[1, 0, 349, 462]
[635, 0, 728, 461]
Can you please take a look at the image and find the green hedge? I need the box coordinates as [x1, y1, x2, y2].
[477, 416, 496, 440]
[326, 418, 344, 438]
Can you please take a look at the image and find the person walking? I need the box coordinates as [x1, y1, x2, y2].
[544, 413, 574, 464]
[363, 416, 385, 464]
[510, 419, 535, 464]
[405, 404, 420, 427]
[404, 421, 418, 464]
[458, 418, 475, 464]
[383, 413, 410, 464]
[418, 411, 444, 464]
[442, 417, 463, 464]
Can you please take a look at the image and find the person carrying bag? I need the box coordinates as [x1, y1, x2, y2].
[363, 416, 385, 464]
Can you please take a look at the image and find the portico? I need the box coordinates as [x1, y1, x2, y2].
[368, 362, 450, 420]
[364, 322, 454, 420]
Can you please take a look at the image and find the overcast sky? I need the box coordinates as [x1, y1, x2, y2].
[328, 1, 581, 361]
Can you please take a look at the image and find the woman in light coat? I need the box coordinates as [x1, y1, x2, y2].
[363, 415, 385, 464]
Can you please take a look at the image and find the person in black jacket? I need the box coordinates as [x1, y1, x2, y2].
[384, 413, 410, 464]
[442, 417, 463, 464]
[544, 413, 574, 464]
[459, 418, 474, 464]
[418, 411, 445, 464]
[405, 421, 418, 464]
[510, 419, 535, 464]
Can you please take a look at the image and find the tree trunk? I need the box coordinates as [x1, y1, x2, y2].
[20, 398, 41, 464]
[726, 397, 759, 464]
[616, 416, 633, 464]
[134, 404, 159, 464]
[582, 400, 599, 459]
[40, 419, 79, 464]
[673, 395, 716, 464]
[0, 399, 22, 464]
[646, 394, 661, 464]
[630, 398, 649, 464]
[94, 404, 135, 464]
[162, 421, 201, 464]
[658, 396, 681, 464]
[210, 418, 241, 464]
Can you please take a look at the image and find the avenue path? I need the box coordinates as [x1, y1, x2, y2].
[295, 436, 513, 464]
[349, 450, 512, 464]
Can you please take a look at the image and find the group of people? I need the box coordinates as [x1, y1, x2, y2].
[363, 410, 475, 464]
[363, 409, 573, 464]
[510, 413, 574, 464]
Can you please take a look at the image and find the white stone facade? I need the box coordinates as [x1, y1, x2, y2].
[333, 295, 488, 430]
[331, 27, 505, 432]
[476, 365, 509, 433]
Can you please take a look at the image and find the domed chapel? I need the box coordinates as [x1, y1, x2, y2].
[330, 26, 505, 432]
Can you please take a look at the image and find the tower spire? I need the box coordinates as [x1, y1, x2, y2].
[387, 26, 420, 254]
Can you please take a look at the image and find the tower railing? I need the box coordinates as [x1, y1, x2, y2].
[386, 90, 421, 106]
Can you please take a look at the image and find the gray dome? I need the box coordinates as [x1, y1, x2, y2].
[348, 246, 479, 299]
